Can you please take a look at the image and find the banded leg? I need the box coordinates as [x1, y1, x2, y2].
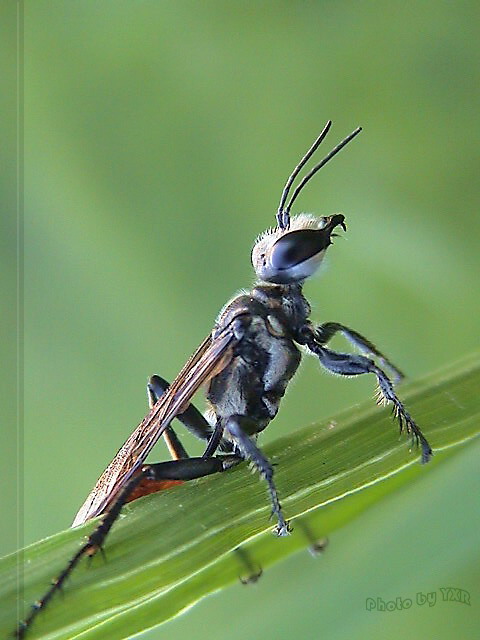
[225, 414, 290, 537]
[301, 327, 432, 463]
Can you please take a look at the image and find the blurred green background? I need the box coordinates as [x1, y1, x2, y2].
[3, 1, 479, 639]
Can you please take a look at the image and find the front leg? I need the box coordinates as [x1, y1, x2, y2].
[314, 321, 404, 382]
[300, 326, 432, 463]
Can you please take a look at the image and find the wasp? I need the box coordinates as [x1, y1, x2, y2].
[17, 121, 432, 637]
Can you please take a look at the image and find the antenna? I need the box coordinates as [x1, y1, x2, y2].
[276, 121, 332, 229]
[276, 123, 362, 230]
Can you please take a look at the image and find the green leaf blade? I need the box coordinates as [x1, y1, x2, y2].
[3, 354, 479, 639]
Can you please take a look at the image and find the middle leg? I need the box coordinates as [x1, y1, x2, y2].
[225, 414, 290, 537]
[148, 374, 213, 454]
[148, 374, 234, 457]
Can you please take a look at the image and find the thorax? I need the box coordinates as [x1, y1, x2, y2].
[207, 284, 309, 432]
[214, 283, 311, 340]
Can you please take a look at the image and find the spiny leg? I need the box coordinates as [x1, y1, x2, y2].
[312, 321, 404, 382]
[148, 378, 261, 581]
[302, 329, 432, 463]
[15, 455, 240, 639]
[16, 377, 238, 639]
[148, 379, 262, 583]
[225, 414, 290, 536]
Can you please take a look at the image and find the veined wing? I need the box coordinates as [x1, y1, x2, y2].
[72, 326, 237, 527]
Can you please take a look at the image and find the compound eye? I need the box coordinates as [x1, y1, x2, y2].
[270, 229, 330, 271]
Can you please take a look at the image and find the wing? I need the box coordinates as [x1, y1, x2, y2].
[72, 326, 238, 527]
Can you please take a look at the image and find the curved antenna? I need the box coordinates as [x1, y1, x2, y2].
[278, 125, 362, 230]
[276, 121, 332, 230]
